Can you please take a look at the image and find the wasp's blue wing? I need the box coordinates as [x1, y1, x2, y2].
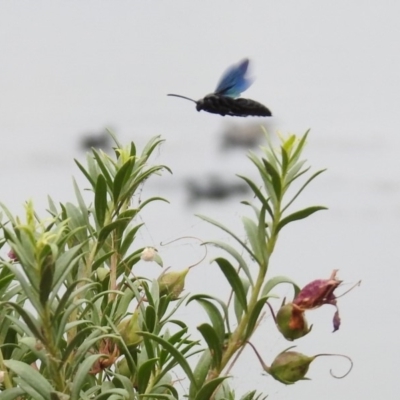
[214, 58, 254, 98]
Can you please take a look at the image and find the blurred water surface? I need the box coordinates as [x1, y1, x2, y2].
[1, 1, 399, 399]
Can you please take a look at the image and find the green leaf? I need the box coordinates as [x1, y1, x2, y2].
[120, 223, 144, 255]
[145, 305, 157, 333]
[4, 360, 54, 400]
[194, 376, 230, 400]
[96, 217, 132, 250]
[242, 216, 262, 264]
[138, 331, 197, 389]
[202, 240, 254, 287]
[282, 169, 327, 212]
[188, 350, 212, 400]
[39, 255, 55, 305]
[214, 258, 247, 312]
[277, 206, 328, 233]
[197, 323, 222, 368]
[187, 294, 231, 334]
[237, 175, 273, 218]
[95, 174, 108, 228]
[74, 159, 95, 188]
[234, 277, 250, 323]
[196, 214, 256, 260]
[262, 158, 282, 200]
[138, 358, 159, 393]
[188, 298, 225, 342]
[0, 387, 26, 400]
[113, 158, 134, 204]
[290, 129, 310, 166]
[262, 276, 301, 298]
[92, 149, 114, 189]
[3, 302, 44, 341]
[243, 296, 269, 341]
[70, 354, 105, 400]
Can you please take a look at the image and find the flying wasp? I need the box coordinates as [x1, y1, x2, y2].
[168, 58, 272, 117]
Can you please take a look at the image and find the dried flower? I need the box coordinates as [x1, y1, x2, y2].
[293, 269, 342, 331]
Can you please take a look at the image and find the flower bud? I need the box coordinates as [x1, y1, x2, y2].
[158, 268, 189, 299]
[117, 309, 142, 347]
[96, 267, 109, 282]
[276, 303, 311, 341]
[8, 249, 18, 261]
[116, 357, 131, 378]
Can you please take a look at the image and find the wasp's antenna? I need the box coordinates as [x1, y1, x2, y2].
[167, 93, 197, 103]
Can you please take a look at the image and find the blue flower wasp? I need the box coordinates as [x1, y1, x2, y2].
[168, 58, 272, 117]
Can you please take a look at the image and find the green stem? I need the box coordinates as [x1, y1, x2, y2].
[41, 305, 65, 392]
[208, 196, 283, 381]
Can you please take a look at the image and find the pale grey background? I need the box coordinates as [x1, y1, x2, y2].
[1, 1, 399, 399]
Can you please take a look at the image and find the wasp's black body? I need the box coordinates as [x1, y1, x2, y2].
[196, 94, 272, 117]
[168, 58, 272, 118]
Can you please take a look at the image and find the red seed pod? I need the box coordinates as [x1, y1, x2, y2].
[276, 303, 312, 341]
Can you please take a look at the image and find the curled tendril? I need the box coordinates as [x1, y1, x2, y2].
[160, 235, 207, 269]
[315, 353, 354, 379]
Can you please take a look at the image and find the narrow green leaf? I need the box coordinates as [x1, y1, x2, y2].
[242, 216, 262, 264]
[188, 350, 212, 399]
[262, 158, 282, 200]
[92, 250, 114, 270]
[189, 298, 225, 342]
[3, 302, 44, 341]
[113, 158, 134, 204]
[70, 354, 105, 400]
[92, 149, 114, 189]
[95, 174, 108, 228]
[262, 276, 301, 298]
[119, 223, 144, 255]
[257, 205, 269, 267]
[290, 129, 310, 165]
[138, 358, 159, 393]
[0, 387, 26, 400]
[237, 175, 273, 218]
[112, 373, 135, 399]
[187, 294, 231, 334]
[74, 159, 95, 188]
[4, 360, 53, 400]
[243, 296, 269, 341]
[197, 323, 222, 368]
[145, 305, 157, 333]
[96, 217, 132, 250]
[214, 258, 247, 312]
[196, 214, 256, 260]
[138, 331, 197, 389]
[202, 240, 254, 286]
[277, 206, 328, 233]
[72, 178, 89, 224]
[234, 277, 250, 324]
[39, 255, 55, 305]
[194, 376, 230, 400]
[282, 169, 326, 212]
[138, 196, 170, 211]
[281, 146, 289, 175]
